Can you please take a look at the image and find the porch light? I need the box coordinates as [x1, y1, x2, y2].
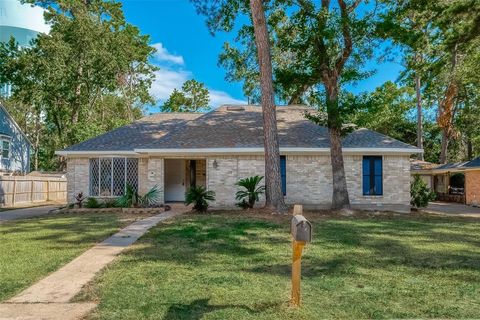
[213, 160, 218, 169]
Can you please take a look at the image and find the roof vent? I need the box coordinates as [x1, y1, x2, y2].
[226, 106, 245, 111]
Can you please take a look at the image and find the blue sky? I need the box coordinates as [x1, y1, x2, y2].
[120, 0, 404, 109]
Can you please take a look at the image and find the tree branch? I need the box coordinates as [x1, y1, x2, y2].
[348, 0, 362, 12]
[335, 0, 353, 72]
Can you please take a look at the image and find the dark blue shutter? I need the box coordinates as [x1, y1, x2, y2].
[362, 157, 371, 195]
[363, 156, 383, 196]
[374, 157, 383, 195]
[280, 156, 286, 196]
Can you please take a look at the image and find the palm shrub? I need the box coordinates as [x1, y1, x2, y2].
[141, 185, 162, 207]
[116, 184, 161, 208]
[411, 175, 436, 208]
[235, 175, 266, 209]
[185, 185, 215, 213]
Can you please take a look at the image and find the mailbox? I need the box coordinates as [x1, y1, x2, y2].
[291, 215, 312, 242]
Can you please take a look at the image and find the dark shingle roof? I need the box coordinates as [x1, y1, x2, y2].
[61, 105, 419, 152]
[433, 157, 480, 171]
[434, 162, 469, 171]
[63, 113, 202, 151]
[142, 105, 330, 149]
[464, 157, 480, 168]
[342, 128, 418, 149]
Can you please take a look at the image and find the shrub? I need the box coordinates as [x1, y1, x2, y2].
[185, 186, 215, 213]
[141, 185, 162, 207]
[411, 175, 436, 208]
[104, 199, 118, 208]
[235, 199, 250, 209]
[75, 192, 85, 208]
[116, 184, 161, 208]
[235, 175, 266, 209]
[85, 197, 102, 208]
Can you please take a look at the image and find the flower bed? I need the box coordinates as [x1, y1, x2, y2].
[59, 207, 168, 215]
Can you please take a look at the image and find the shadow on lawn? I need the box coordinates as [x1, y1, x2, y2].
[123, 217, 287, 265]
[245, 256, 353, 277]
[320, 219, 480, 269]
[0, 214, 120, 246]
[124, 214, 480, 275]
[162, 298, 280, 320]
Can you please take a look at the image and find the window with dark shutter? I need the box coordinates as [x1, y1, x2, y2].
[280, 156, 286, 196]
[362, 156, 383, 196]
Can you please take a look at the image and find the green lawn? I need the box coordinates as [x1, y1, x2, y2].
[0, 212, 144, 302]
[78, 212, 480, 319]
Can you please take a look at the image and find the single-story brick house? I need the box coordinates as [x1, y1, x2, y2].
[56, 105, 422, 212]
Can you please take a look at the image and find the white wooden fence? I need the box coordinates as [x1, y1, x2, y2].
[0, 176, 67, 207]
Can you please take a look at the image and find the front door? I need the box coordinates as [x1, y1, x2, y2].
[164, 159, 185, 202]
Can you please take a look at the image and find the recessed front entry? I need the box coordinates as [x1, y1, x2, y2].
[164, 159, 186, 202]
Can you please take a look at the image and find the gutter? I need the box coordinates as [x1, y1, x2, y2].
[55, 150, 138, 156]
[56, 147, 423, 156]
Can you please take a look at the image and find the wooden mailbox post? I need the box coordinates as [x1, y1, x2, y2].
[290, 205, 312, 307]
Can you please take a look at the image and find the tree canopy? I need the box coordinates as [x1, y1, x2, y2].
[0, 0, 156, 169]
[1, 0, 479, 172]
[162, 79, 210, 112]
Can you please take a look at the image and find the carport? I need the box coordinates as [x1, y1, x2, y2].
[412, 157, 480, 206]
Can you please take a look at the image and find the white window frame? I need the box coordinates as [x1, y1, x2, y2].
[0, 136, 12, 160]
[89, 157, 138, 197]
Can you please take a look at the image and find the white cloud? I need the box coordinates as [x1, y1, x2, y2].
[208, 89, 247, 107]
[150, 68, 191, 101]
[149, 43, 246, 108]
[151, 43, 185, 65]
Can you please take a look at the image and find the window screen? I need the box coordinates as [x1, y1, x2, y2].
[89, 158, 138, 197]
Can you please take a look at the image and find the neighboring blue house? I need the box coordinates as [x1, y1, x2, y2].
[0, 104, 31, 173]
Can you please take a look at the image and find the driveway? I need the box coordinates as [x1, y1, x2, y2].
[0, 205, 61, 222]
[423, 201, 480, 218]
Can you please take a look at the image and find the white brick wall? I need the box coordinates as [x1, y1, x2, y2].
[66, 157, 89, 202]
[206, 156, 266, 207]
[66, 154, 411, 212]
[140, 157, 164, 204]
[205, 154, 411, 211]
[285, 155, 332, 205]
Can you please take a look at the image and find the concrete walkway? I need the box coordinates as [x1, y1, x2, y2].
[0, 208, 185, 320]
[423, 201, 480, 218]
[0, 204, 62, 222]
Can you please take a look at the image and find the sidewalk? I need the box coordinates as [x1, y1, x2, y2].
[0, 208, 186, 320]
[0, 204, 62, 222]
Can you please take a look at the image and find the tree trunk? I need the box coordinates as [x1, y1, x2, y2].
[440, 129, 449, 164]
[438, 44, 459, 165]
[329, 126, 350, 209]
[467, 139, 473, 160]
[249, 0, 288, 214]
[34, 110, 41, 171]
[415, 73, 424, 160]
[324, 78, 350, 209]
